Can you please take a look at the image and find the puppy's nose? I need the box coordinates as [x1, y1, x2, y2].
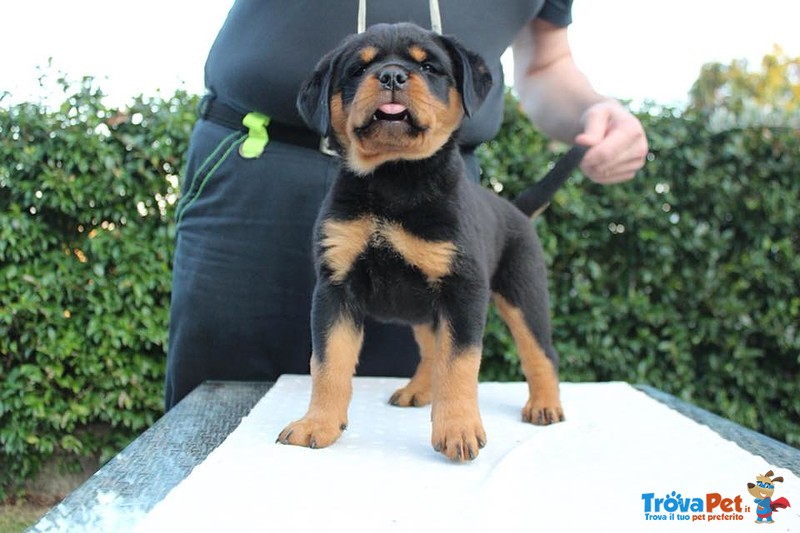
[377, 67, 408, 90]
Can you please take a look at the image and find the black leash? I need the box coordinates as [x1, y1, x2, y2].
[513, 144, 589, 218]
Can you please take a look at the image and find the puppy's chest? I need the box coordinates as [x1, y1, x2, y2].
[319, 215, 458, 288]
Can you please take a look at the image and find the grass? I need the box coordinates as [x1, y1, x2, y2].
[0, 454, 98, 531]
[0, 500, 54, 533]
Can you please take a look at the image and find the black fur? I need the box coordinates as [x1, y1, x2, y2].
[300, 22, 558, 374]
[278, 22, 565, 459]
[314, 143, 556, 360]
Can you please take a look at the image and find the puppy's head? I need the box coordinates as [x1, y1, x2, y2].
[297, 23, 492, 174]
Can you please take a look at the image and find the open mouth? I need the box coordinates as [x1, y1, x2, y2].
[354, 102, 425, 137]
[373, 103, 410, 122]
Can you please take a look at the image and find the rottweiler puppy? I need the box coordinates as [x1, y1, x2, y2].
[277, 22, 565, 461]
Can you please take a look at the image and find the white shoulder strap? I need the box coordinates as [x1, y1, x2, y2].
[358, 0, 367, 33]
[357, 0, 442, 34]
[429, 0, 442, 34]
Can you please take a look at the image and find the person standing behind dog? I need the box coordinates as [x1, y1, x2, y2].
[164, 0, 648, 409]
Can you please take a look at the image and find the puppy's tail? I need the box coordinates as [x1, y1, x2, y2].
[512, 145, 588, 218]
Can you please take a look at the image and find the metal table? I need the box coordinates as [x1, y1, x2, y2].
[31, 381, 800, 531]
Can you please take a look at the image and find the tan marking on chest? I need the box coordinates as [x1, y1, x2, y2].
[381, 221, 458, 283]
[320, 217, 376, 283]
[321, 217, 458, 284]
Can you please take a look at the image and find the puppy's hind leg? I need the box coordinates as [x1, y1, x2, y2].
[389, 323, 436, 407]
[491, 235, 564, 425]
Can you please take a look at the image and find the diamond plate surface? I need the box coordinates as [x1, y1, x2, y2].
[637, 385, 799, 476]
[30, 381, 272, 532]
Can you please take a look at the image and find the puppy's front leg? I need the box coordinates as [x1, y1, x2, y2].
[430, 307, 487, 461]
[277, 283, 363, 448]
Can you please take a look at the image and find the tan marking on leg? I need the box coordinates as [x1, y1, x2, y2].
[408, 45, 427, 63]
[493, 293, 564, 425]
[381, 222, 457, 283]
[389, 324, 435, 407]
[277, 317, 364, 448]
[430, 323, 486, 461]
[320, 217, 375, 283]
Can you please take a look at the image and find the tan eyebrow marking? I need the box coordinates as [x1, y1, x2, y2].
[409, 45, 427, 62]
[359, 46, 379, 63]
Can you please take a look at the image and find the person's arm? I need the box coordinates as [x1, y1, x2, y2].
[512, 18, 647, 184]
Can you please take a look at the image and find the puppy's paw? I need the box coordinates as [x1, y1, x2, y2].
[431, 414, 487, 462]
[276, 416, 347, 449]
[522, 400, 565, 426]
[389, 382, 432, 407]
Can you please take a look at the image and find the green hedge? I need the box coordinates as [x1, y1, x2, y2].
[480, 98, 799, 446]
[0, 80, 195, 495]
[1, 82, 798, 495]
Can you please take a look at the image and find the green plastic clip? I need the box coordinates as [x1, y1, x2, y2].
[239, 112, 270, 158]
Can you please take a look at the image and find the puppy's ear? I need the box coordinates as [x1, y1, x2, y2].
[439, 35, 493, 117]
[297, 50, 338, 136]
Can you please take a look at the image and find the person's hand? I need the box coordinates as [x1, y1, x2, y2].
[574, 100, 648, 184]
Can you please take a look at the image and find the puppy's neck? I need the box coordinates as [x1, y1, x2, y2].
[340, 137, 463, 200]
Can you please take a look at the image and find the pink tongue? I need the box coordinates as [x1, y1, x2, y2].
[379, 103, 407, 115]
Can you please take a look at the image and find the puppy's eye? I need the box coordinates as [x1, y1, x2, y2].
[419, 61, 439, 74]
[350, 65, 368, 78]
